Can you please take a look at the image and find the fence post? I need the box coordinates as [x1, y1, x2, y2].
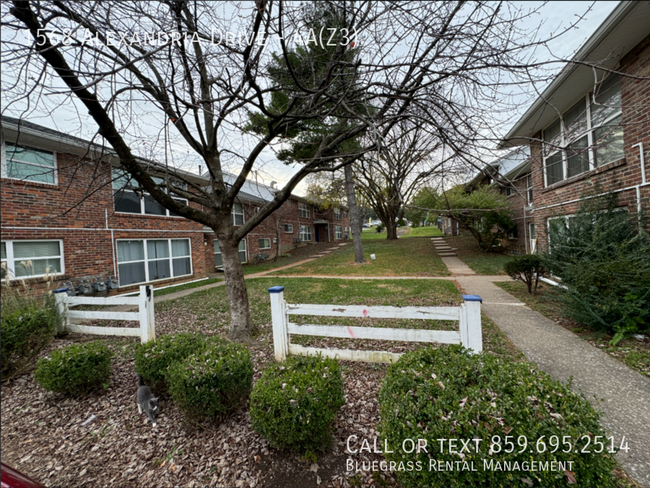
[460, 295, 482, 353]
[268, 286, 288, 361]
[53, 289, 68, 334]
[139, 285, 156, 343]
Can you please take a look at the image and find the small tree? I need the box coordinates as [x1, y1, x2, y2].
[413, 186, 514, 251]
[504, 255, 547, 294]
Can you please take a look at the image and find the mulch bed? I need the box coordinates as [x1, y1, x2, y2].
[1, 306, 405, 488]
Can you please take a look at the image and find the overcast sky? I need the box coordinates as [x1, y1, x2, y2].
[1, 1, 620, 195]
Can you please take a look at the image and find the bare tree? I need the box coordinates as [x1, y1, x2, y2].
[355, 120, 455, 239]
[2, 1, 580, 340]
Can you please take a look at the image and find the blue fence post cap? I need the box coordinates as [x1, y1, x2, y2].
[53, 288, 68, 294]
[462, 294, 482, 303]
[268, 286, 285, 294]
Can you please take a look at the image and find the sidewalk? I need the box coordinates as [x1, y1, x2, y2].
[428, 240, 650, 486]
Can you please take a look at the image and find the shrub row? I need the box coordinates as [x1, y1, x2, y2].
[378, 346, 617, 488]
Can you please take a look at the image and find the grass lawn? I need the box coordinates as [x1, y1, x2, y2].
[271, 238, 450, 277]
[401, 226, 443, 238]
[495, 280, 650, 377]
[361, 228, 388, 240]
[153, 277, 223, 297]
[156, 277, 523, 362]
[443, 232, 512, 275]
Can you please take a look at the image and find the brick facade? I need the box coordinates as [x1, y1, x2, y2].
[1, 120, 350, 294]
[528, 34, 650, 250]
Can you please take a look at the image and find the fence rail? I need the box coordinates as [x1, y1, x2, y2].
[54, 285, 155, 343]
[268, 286, 482, 363]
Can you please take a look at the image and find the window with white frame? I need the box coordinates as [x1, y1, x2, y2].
[1, 240, 64, 279]
[543, 74, 623, 187]
[232, 202, 244, 226]
[299, 225, 312, 241]
[334, 207, 341, 219]
[507, 225, 518, 239]
[526, 175, 533, 204]
[2, 143, 57, 185]
[505, 186, 514, 197]
[529, 223, 537, 253]
[335, 225, 342, 239]
[343, 210, 348, 217]
[284, 223, 293, 233]
[298, 203, 310, 218]
[112, 169, 188, 217]
[214, 240, 246, 267]
[259, 238, 271, 250]
[116, 238, 191, 287]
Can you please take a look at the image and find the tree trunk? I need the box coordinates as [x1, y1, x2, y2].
[385, 221, 398, 240]
[219, 237, 256, 341]
[345, 164, 364, 264]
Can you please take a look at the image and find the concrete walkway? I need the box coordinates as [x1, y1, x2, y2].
[421, 236, 650, 487]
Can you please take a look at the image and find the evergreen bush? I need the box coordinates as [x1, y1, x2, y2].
[544, 194, 650, 343]
[35, 341, 112, 395]
[378, 346, 617, 488]
[134, 332, 207, 391]
[167, 339, 253, 421]
[250, 354, 344, 452]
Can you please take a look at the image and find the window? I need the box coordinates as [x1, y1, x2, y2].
[1, 240, 63, 279]
[2, 143, 57, 184]
[284, 224, 294, 233]
[298, 203, 310, 218]
[259, 238, 271, 249]
[529, 223, 536, 253]
[335, 225, 342, 239]
[214, 240, 246, 267]
[505, 186, 514, 197]
[542, 74, 623, 187]
[299, 225, 312, 241]
[116, 239, 191, 287]
[232, 202, 244, 226]
[507, 226, 518, 239]
[526, 175, 533, 204]
[334, 207, 341, 220]
[343, 210, 348, 218]
[112, 169, 187, 217]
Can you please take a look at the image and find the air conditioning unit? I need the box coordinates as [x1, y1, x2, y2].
[273, 238, 277, 243]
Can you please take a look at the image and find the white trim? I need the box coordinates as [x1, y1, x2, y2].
[284, 223, 294, 233]
[116, 238, 192, 287]
[259, 238, 271, 250]
[298, 202, 310, 218]
[1, 239, 65, 280]
[1, 226, 206, 233]
[1, 142, 58, 186]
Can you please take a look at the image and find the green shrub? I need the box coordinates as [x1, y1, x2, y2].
[376, 223, 385, 233]
[167, 339, 253, 421]
[250, 354, 344, 452]
[378, 346, 617, 488]
[1, 286, 59, 381]
[544, 194, 650, 343]
[504, 254, 547, 294]
[134, 332, 207, 391]
[34, 341, 112, 395]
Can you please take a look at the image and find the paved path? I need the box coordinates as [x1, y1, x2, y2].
[423, 237, 650, 487]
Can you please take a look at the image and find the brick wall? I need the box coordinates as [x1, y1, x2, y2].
[527, 34, 650, 251]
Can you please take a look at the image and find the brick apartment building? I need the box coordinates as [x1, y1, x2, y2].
[481, 1, 649, 252]
[1, 116, 349, 293]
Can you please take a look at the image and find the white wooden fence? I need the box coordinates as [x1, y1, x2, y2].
[54, 285, 155, 343]
[268, 286, 482, 363]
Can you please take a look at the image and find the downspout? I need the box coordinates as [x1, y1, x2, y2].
[106, 209, 117, 277]
[523, 205, 528, 254]
[632, 142, 646, 226]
